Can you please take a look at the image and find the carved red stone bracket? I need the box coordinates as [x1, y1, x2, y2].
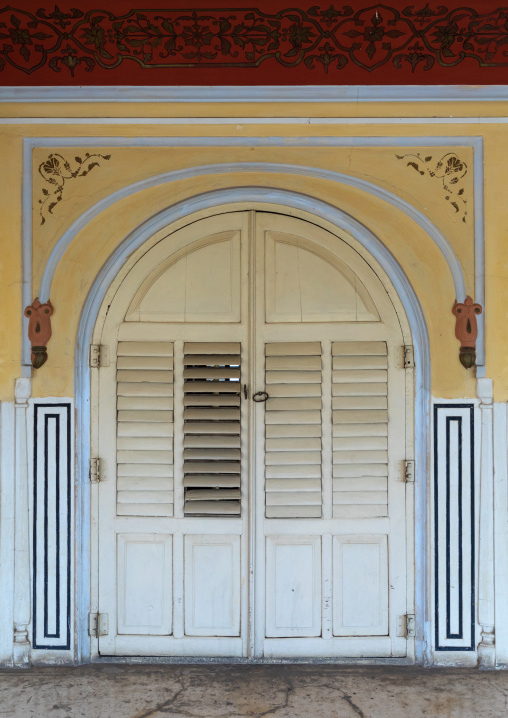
[24, 298, 53, 368]
[452, 296, 482, 369]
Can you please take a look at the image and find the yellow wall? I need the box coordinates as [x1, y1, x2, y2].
[2, 100, 507, 401]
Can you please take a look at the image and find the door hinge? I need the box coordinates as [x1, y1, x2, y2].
[90, 458, 101, 483]
[88, 613, 108, 638]
[403, 345, 414, 369]
[89, 344, 109, 368]
[405, 614, 416, 638]
[404, 459, 415, 483]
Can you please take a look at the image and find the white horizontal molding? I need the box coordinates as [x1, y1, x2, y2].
[3, 85, 508, 103]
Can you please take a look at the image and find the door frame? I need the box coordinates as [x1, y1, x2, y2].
[75, 190, 431, 664]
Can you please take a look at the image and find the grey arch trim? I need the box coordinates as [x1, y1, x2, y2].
[39, 161, 466, 304]
[74, 189, 431, 665]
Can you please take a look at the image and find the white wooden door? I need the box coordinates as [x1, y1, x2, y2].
[252, 213, 410, 658]
[93, 210, 413, 659]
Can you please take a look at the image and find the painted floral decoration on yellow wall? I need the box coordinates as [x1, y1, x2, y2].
[395, 152, 468, 223]
[37, 152, 111, 225]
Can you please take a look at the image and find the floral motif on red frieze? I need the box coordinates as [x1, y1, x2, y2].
[1, 5, 508, 78]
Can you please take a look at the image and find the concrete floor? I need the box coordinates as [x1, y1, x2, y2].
[0, 664, 507, 718]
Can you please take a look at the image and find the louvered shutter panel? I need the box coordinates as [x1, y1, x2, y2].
[116, 341, 174, 517]
[331, 341, 388, 518]
[183, 342, 242, 516]
[265, 343, 322, 518]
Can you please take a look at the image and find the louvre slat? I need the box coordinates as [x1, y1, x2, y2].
[332, 382, 387, 397]
[117, 450, 173, 464]
[267, 397, 322, 411]
[266, 505, 321, 518]
[184, 407, 240, 421]
[184, 368, 241, 380]
[333, 450, 388, 464]
[117, 369, 174, 383]
[333, 423, 388, 437]
[332, 355, 387, 370]
[332, 341, 387, 355]
[183, 354, 240, 365]
[118, 490, 174, 504]
[117, 436, 171, 451]
[266, 370, 321, 384]
[266, 465, 321, 479]
[266, 342, 321, 356]
[183, 474, 241, 488]
[117, 504, 172, 517]
[117, 422, 173, 437]
[118, 341, 173, 356]
[332, 396, 387, 410]
[118, 463, 173, 477]
[265, 451, 322, 465]
[266, 424, 321, 438]
[183, 394, 240, 407]
[117, 356, 173, 370]
[266, 491, 322, 505]
[184, 422, 240, 434]
[184, 461, 241, 474]
[184, 448, 241, 460]
[184, 500, 241, 515]
[118, 410, 173, 423]
[184, 435, 241, 448]
[265, 410, 322, 425]
[117, 396, 174, 411]
[266, 356, 321, 371]
[267, 383, 321, 398]
[266, 437, 321, 451]
[185, 489, 241, 501]
[265, 478, 322, 491]
[333, 436, 387, 451]
[117, 382, 173, 397]
[184, 342, 240, 354]
[332, 369, 387, 383]
[184, 381, 240, 393]
[333, 463, 387, 478]
[333, 409, 388, 424]
[118, 476, 171, 491]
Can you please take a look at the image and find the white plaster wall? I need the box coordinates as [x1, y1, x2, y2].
[0, 402, 15, 666]
[494, 402, 508, 665]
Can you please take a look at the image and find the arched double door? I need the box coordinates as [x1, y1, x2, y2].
[92, 209, 414, 659]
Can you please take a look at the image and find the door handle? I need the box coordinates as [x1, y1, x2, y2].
[253, 391, 269, 402]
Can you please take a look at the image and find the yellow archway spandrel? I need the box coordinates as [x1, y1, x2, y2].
[31, 145, 474, 299]
[30, 172, 474, 400]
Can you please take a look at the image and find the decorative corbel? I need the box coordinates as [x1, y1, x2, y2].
[24, 298, 53, 368]
[452, 296, 482, 369]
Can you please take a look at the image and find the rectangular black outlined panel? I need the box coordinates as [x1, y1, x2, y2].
[434, 404, 475, 651]
[33, 403, 72, 650]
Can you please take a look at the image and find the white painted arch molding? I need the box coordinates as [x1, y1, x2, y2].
[73, 188, 431, 663]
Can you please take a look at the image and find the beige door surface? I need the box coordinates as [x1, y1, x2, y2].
[93, 210, 413, 658]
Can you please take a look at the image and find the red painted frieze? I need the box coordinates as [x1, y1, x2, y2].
[1, 1, 508, 84]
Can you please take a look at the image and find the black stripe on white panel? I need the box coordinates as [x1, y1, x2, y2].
[434, 404, 475, 651]
[33, 403, 71, 650]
